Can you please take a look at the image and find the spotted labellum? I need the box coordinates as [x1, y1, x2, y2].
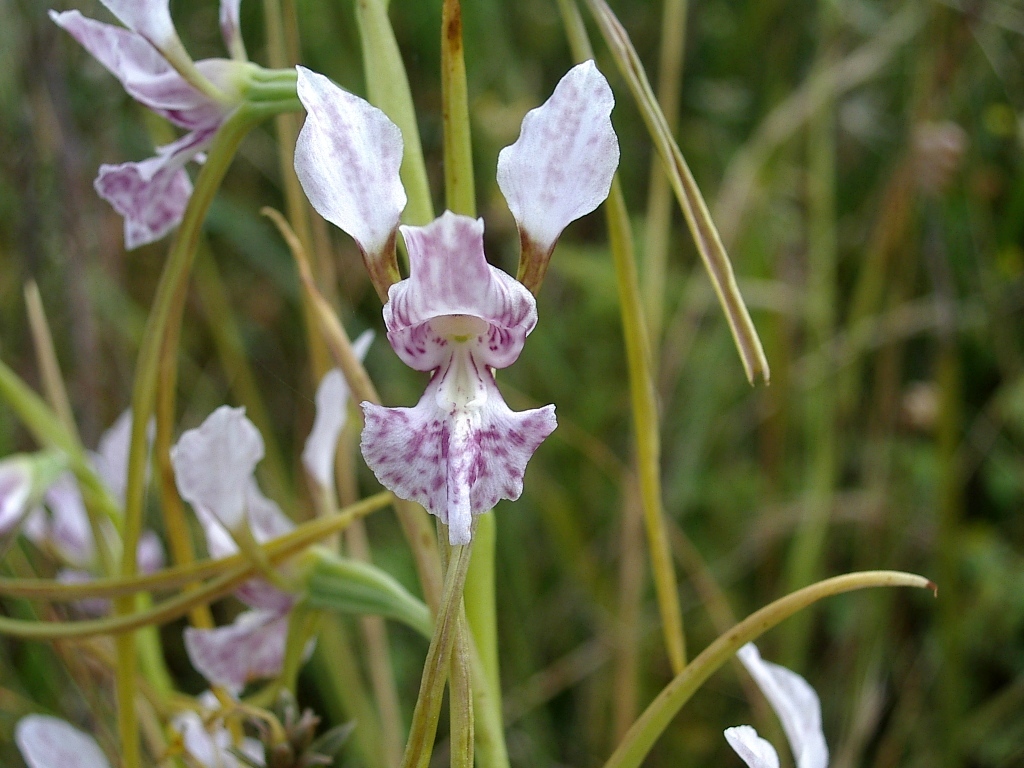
[50, 0, 254, 249]
[293, 62, 619, 545]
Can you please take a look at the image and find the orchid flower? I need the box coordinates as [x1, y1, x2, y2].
[174, 369, 380, 689]
[171, 406, 294, 686]
[172, 406, 305, 691]
[15, 715, 113, 768]
[293, 62, 619, 545]
[16, 413, 165, 614]
[50, 0, 256, 249]
[15, 704, 265, 768]
[724, 644, 829, 768]
[0, 457, 34, 538]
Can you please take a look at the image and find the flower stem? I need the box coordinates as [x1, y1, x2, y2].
[114, 99, 298, 768]
[586, 0, 770, 385]
[608, 177, 687, 673]
[442, 0, 475, 217]
[401, 541, 475, 768]
[558, 0, 686, 674]
[0, 492, 389, 601]
[355, 0, 434, 227]
[641, 0, 688, 348]
[602, 571, 934, 768]
[0, 493, 389, 640]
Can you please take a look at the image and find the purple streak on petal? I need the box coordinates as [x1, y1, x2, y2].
[97, 0, 176, 49]
[184, 609, 290, 692]
[724, 726, 781, 768]
[49, 11, 216, 127]
[302, 329, 374, 488]
[496, 60, 620, 255]
[387, 212, 537, 371]
[94, 158, 192, 249]
[0, 459, 32, 537]
[171, 406, 265, 530]
[294, 66, 406, 259]
[738, 644, 829, 768]
[361, 373, 555, 545]
[16, 715, 112, 768]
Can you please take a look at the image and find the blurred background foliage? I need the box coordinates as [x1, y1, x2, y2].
[1, 0, 1023, 766]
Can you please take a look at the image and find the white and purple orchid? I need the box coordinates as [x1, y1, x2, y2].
[50, 0, 255, 249]
[15, 715, 113, 768]
[171, 406, 300, 691]
[16, 702, 265, 768]
[293, 62, 619, 545]
[724, 644, 829, 768]
[9, 414, 164, 614]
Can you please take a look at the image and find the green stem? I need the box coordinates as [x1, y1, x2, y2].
[401, 541, 475, 768]
[558, 0, 686, 673]
[641, 0, 688, 348]
[0, 493, 390, 640]
[442, 0, 475, 216]
[0, 492, 388, 601]
[585, 0, 770, 385]
[450, 608, 475, 768]
[602, 571, 934, 768]
[114, 99, 298, 768]
[607, 177, 687, 672]
[355, 0, 434, 226]
[464, 514, 501, 717]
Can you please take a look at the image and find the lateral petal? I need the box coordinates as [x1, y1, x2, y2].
[37, 474, 95, 569]
[97, 0, 177, 50]
[302, 329, 374, 489]
[15, 715, 112, 768]
[95, 127, 217, 249]
[737, 644, 829, 768]
[49, 11, 209, 124]
[171, 406, 265, 530]
[724, 725, 781, 768]
[294, 66, 406, 289]
[184, 609, 290, 692]
[219, 0, 247, 60]
[496, 60, 619, 261]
